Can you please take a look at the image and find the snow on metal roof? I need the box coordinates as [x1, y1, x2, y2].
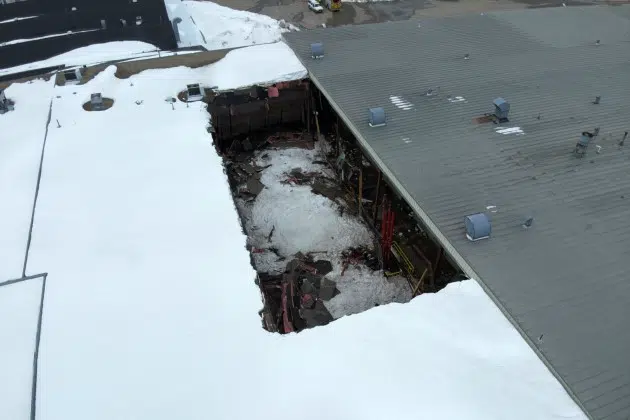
[284, 6, 630, 419]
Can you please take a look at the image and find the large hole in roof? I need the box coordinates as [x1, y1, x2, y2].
[209, 80, 463, 334]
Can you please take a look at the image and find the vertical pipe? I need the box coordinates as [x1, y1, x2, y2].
[318, 90, 323, 112]
[372, 170, 381, 225]
[314, 111, 321, 140]
[358, 168, 363, 217]
[306, 92, 311, 134]
[228, 106, 233, 140]
[335, 116, 340, 156]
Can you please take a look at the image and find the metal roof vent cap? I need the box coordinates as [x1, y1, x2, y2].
[91, 93, 104, 111]
[311, 42, 324, 59]
[368, 107, 386, 127]
[493, 97, 510, 123]
[464, 213, 491, 242]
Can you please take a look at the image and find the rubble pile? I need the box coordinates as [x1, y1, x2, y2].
[260, 253, 338, 333]
[341, 246, 380, 275]
[222, 130, 413, 334]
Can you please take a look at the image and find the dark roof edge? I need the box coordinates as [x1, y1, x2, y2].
[303, 65, 591, 418]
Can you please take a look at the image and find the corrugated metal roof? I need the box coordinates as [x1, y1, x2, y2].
[284, 6, 630, 420]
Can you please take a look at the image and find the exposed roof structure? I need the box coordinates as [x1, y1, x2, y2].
[284, 6, 630, 420]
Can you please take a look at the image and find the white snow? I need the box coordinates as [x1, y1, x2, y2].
[164, 0, 297, 49]
[251, 148, 372, 258]
[208, 42, 306, 90]
[2, 29, 586, 420]
[0, 16, 38, 25]
[323, 265, 412, 318]
[495, 126, 525, 135]
[0, 41, 161, 75]
[0, 29, 99, 47]
[0, 277, 43, 420]
[0, 78, 55, 280]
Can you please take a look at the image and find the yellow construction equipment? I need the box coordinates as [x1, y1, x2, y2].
[323, 0, 342, 11]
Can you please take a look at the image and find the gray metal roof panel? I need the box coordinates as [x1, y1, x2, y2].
[284, 6, 630, 420]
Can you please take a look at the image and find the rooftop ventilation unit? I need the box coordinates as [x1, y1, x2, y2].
[311, 42, 324, 59]
[186, 84, 204, 102]
[63, 68, 83, 85]
[368, 107, 386, 127]
[493, 97, 510, 123]
[464, 213, 491, 242]
[91, 93, 104, 111]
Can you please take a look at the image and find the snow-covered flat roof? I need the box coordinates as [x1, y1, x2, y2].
[0, 41, 164, 77]
[0, 276, 43, 420]
[1, 40, 585, 420]
[164, 0, 297, 50]
[0, 78, 55, 280]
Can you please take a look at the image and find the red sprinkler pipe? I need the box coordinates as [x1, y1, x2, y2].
[281, 283, 294, 333]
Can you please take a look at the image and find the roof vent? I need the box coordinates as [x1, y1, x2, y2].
[63, 68, 82, 85]
[464, 213, 491, 242]
[368, 107, 386, 127]
[91, 93, 104, 111]
[186, 83, 204, 102]
[493, 97, 510, 123]
[311, 42, 324, 59]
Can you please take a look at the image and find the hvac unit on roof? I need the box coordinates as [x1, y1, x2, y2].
[464, 213, 491, 242]
[368, 107, 386, 127]
[311, 42, 324, 59]
[493, 98, 510, 123]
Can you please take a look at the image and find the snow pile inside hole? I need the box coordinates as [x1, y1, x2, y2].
[226, 138, 412, 333]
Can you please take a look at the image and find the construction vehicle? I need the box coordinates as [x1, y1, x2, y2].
[323, 0, 342, 11]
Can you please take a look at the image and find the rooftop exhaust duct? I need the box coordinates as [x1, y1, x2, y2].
[464, 213, 491, 242]
[311, 42, 324, 59]
[493, 97, 510, 123]
[368, 107, 386, 127]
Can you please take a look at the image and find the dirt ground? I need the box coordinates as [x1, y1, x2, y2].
[208, 0, 597, 29]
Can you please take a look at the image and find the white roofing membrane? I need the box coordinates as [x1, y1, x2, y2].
[0, 79, 55, 280]
[0, 277, 43, 420]
[0, 28, 586, 420]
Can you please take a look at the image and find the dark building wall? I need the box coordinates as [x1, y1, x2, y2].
[0, 0, 176, 70]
